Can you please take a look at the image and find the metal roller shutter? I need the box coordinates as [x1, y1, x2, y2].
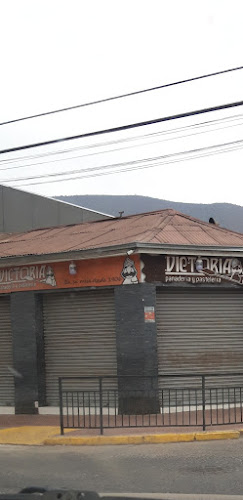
[0, 296, 14, 406]
[43, 290, 117, 405]
[156, 290, 243, 391]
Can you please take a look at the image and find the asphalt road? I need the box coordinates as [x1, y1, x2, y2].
[0, 440, 243, 496]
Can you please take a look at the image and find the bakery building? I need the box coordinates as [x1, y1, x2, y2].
[0, 209, 243, 413]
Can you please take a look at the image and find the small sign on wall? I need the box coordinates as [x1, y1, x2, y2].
[144, 306, 155, 323]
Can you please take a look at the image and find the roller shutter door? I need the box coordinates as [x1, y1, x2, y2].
[0, 296, 14, 405]
[156, 290, 243, 391]
[43, 290, 117, 405]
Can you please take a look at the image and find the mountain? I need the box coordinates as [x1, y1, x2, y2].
[55, 195, 243, 233]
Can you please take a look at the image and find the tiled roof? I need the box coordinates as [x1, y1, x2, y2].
[0, 209, 243, 259]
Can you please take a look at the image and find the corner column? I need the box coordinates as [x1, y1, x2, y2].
[114, 283, 159, 413]
[10, 292, 46, 414]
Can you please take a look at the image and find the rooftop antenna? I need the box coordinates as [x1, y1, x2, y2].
[119, 211, 124, 218]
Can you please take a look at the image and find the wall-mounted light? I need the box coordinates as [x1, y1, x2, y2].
[231, 258, 240, 270]
[195, 257, 203, 272]
[127, 249, 134, 256]
[69, 261, 77, 275]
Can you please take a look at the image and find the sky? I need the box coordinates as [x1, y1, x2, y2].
[0, 0, 243, 205]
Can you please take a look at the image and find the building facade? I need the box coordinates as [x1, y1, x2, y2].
[0, 209, 243, 413]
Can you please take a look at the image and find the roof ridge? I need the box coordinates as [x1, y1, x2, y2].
[1, 208, 243, 243]
[110, 208, 243, 237]
[111, 208, 175, 220]
[170, 209, 243, 236]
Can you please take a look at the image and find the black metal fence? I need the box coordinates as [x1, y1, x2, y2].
[58, 374, 243, 435]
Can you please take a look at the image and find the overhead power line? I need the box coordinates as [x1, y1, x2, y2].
[1, 112, 243, 172]
[5, 137, 243, 185]
[1, 111, 243, 168]
[1, 65, 243, 127]
[1, 99, 243, 156]
[15, 139, 243, 188]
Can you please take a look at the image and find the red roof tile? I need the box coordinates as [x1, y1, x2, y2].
[0, 209, 243, 259]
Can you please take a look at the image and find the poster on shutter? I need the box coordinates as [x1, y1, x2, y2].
[142, 255, 243, 286]
[144, 306, 155, 322]
[0, 255, 141, 293]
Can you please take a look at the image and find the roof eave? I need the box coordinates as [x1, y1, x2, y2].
[0, 241, 243, 266]
[137, 242, 243, 255]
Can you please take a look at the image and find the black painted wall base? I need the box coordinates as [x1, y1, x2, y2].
[114, 283, 159, 414]
[119, 395, 160, 414]
[10, 292, 46, 414]
[15, 404, 38, 415]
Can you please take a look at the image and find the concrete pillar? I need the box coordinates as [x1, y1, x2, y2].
[114, 283, 159, 413]
[10, 292, 46, 414]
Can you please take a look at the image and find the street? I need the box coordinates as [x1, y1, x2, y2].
[0, 440, 243, 495]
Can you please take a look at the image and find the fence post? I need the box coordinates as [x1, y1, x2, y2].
[59, 377, 64, 435]
[202, 375, 206, 431]
[99, 377, 103, 435]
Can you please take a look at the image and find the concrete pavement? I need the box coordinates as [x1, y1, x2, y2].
[1, 440, 243, 495]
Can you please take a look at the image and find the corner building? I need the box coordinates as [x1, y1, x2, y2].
[0, 209, 243, 413]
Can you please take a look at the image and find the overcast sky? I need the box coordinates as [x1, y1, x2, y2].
[0, 0, 243, 205]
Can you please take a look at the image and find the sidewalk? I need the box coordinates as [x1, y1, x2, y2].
[0, 414, 59, 428]
[0, 414, 242, 446]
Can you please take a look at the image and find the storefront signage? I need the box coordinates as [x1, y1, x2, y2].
[0, 255, 141, 294]
[141, 254, 243, 286]
[165, 255, 243, 285]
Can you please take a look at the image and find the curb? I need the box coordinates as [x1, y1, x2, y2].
[43, 430, 241, 446]
[0, 427, 240, 446]
[195, 430, 240, 441]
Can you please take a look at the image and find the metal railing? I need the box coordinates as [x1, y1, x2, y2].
[58, 373, 243, 435]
